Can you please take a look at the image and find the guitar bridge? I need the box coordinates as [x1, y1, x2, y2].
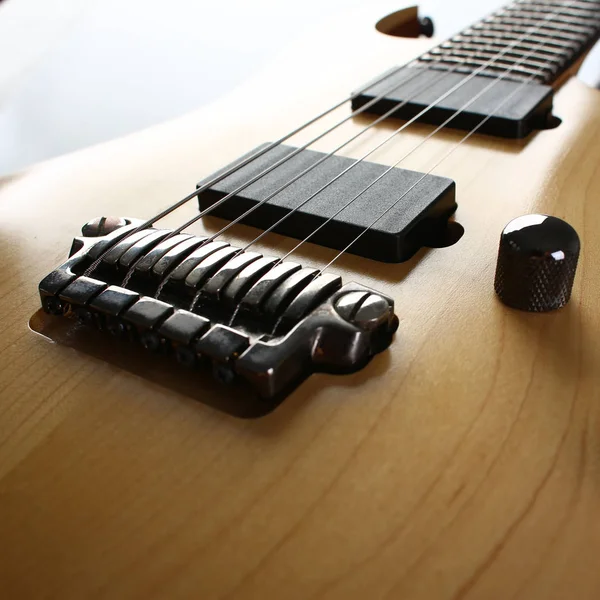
[38, 218, 398, 405]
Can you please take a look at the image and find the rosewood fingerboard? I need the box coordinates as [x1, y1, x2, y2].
[413, 0, 600, 84]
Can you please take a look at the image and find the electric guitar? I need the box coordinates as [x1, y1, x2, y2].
[2, 1, 600, 597]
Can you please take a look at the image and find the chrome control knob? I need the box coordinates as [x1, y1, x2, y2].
[494, 214, 580, 312]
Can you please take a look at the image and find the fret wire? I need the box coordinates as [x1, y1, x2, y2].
[429, 46, 562, 69]
[437, 42, 566, 64]
[463, 28, 580, 50]
[422, 63, 532, 84]
[424, 50, 556, 73]
[520, 0, 599, 6]
[420, 56, 553, 77]
[449, 36, 573, 58]
[482, 12, 595, 32]
[487, 16, 596, 35]
[502, 4, 600, 21]
[474, 23, 587, 43]
[420, 55, 550, 80]
[515, 4, 600, 18]
[503, 8, 600, 25]
[520, 0, 600, 9]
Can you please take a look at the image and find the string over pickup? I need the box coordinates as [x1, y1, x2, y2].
[196, 144, 458, 263]
[38, 218, 398, 406]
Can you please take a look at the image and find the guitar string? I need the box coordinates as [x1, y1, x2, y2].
[96, 1, 562, 285]
[151, 65, 467, 297]
[266, 20, 567, 265]
[149, 0, 570, 291]
[193, 0, 571, 255]
[129, 4, 549, 291]
[256, 9, 575, 333]
[126, 3, 559, 238]
[89, 0, 571, 284]
[220, 3, 570, 318]
[317, 39, 565, 276]
[109, 0, 510, 238]
[82, 65, 434, 278]
[129, 66, 468, 288]
[90, 62, 430, 238]
[150, 58, 488, 296]
[210, 5, 583, 319]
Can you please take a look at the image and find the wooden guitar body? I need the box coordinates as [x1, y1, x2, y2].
[1, 3, 599, 598]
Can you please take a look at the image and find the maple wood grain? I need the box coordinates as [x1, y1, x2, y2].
[1, 3, 599, 599]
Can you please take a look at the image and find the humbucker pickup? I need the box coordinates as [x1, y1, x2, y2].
[38, 218, 398, 404]
[197, 144, 457, 263]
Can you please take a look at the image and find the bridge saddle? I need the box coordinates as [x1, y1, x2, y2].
[39, 218, 398, 402]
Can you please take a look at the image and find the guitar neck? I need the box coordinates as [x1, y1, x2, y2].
[414, 0, 600, 85]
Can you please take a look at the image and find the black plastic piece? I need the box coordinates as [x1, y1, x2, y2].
[352, 66, 554, 139]
[197, 144, 456, 263]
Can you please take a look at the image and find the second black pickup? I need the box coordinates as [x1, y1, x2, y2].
[197, 143, 457, 263]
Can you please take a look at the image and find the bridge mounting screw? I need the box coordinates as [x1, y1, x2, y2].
[335, 292, 392, 330]
[82, 217, 127, 237]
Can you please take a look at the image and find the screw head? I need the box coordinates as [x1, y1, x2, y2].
[106, 317, 128, 338]
[213, 363, 236, 385]
[334, 291, 371, 321]
[335, 291, 393, 330]
[353, 294, 392, 330]
[140, 331, 162, 352]
[42, 295, 64, 315]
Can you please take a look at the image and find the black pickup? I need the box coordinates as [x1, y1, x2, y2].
[197, 143, 458, 263]
[352, 66, 554, 139]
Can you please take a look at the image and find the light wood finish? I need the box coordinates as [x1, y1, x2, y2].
[1, 3, 600, 598]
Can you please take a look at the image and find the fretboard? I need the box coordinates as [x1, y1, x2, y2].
[412, 0, 600, 85]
